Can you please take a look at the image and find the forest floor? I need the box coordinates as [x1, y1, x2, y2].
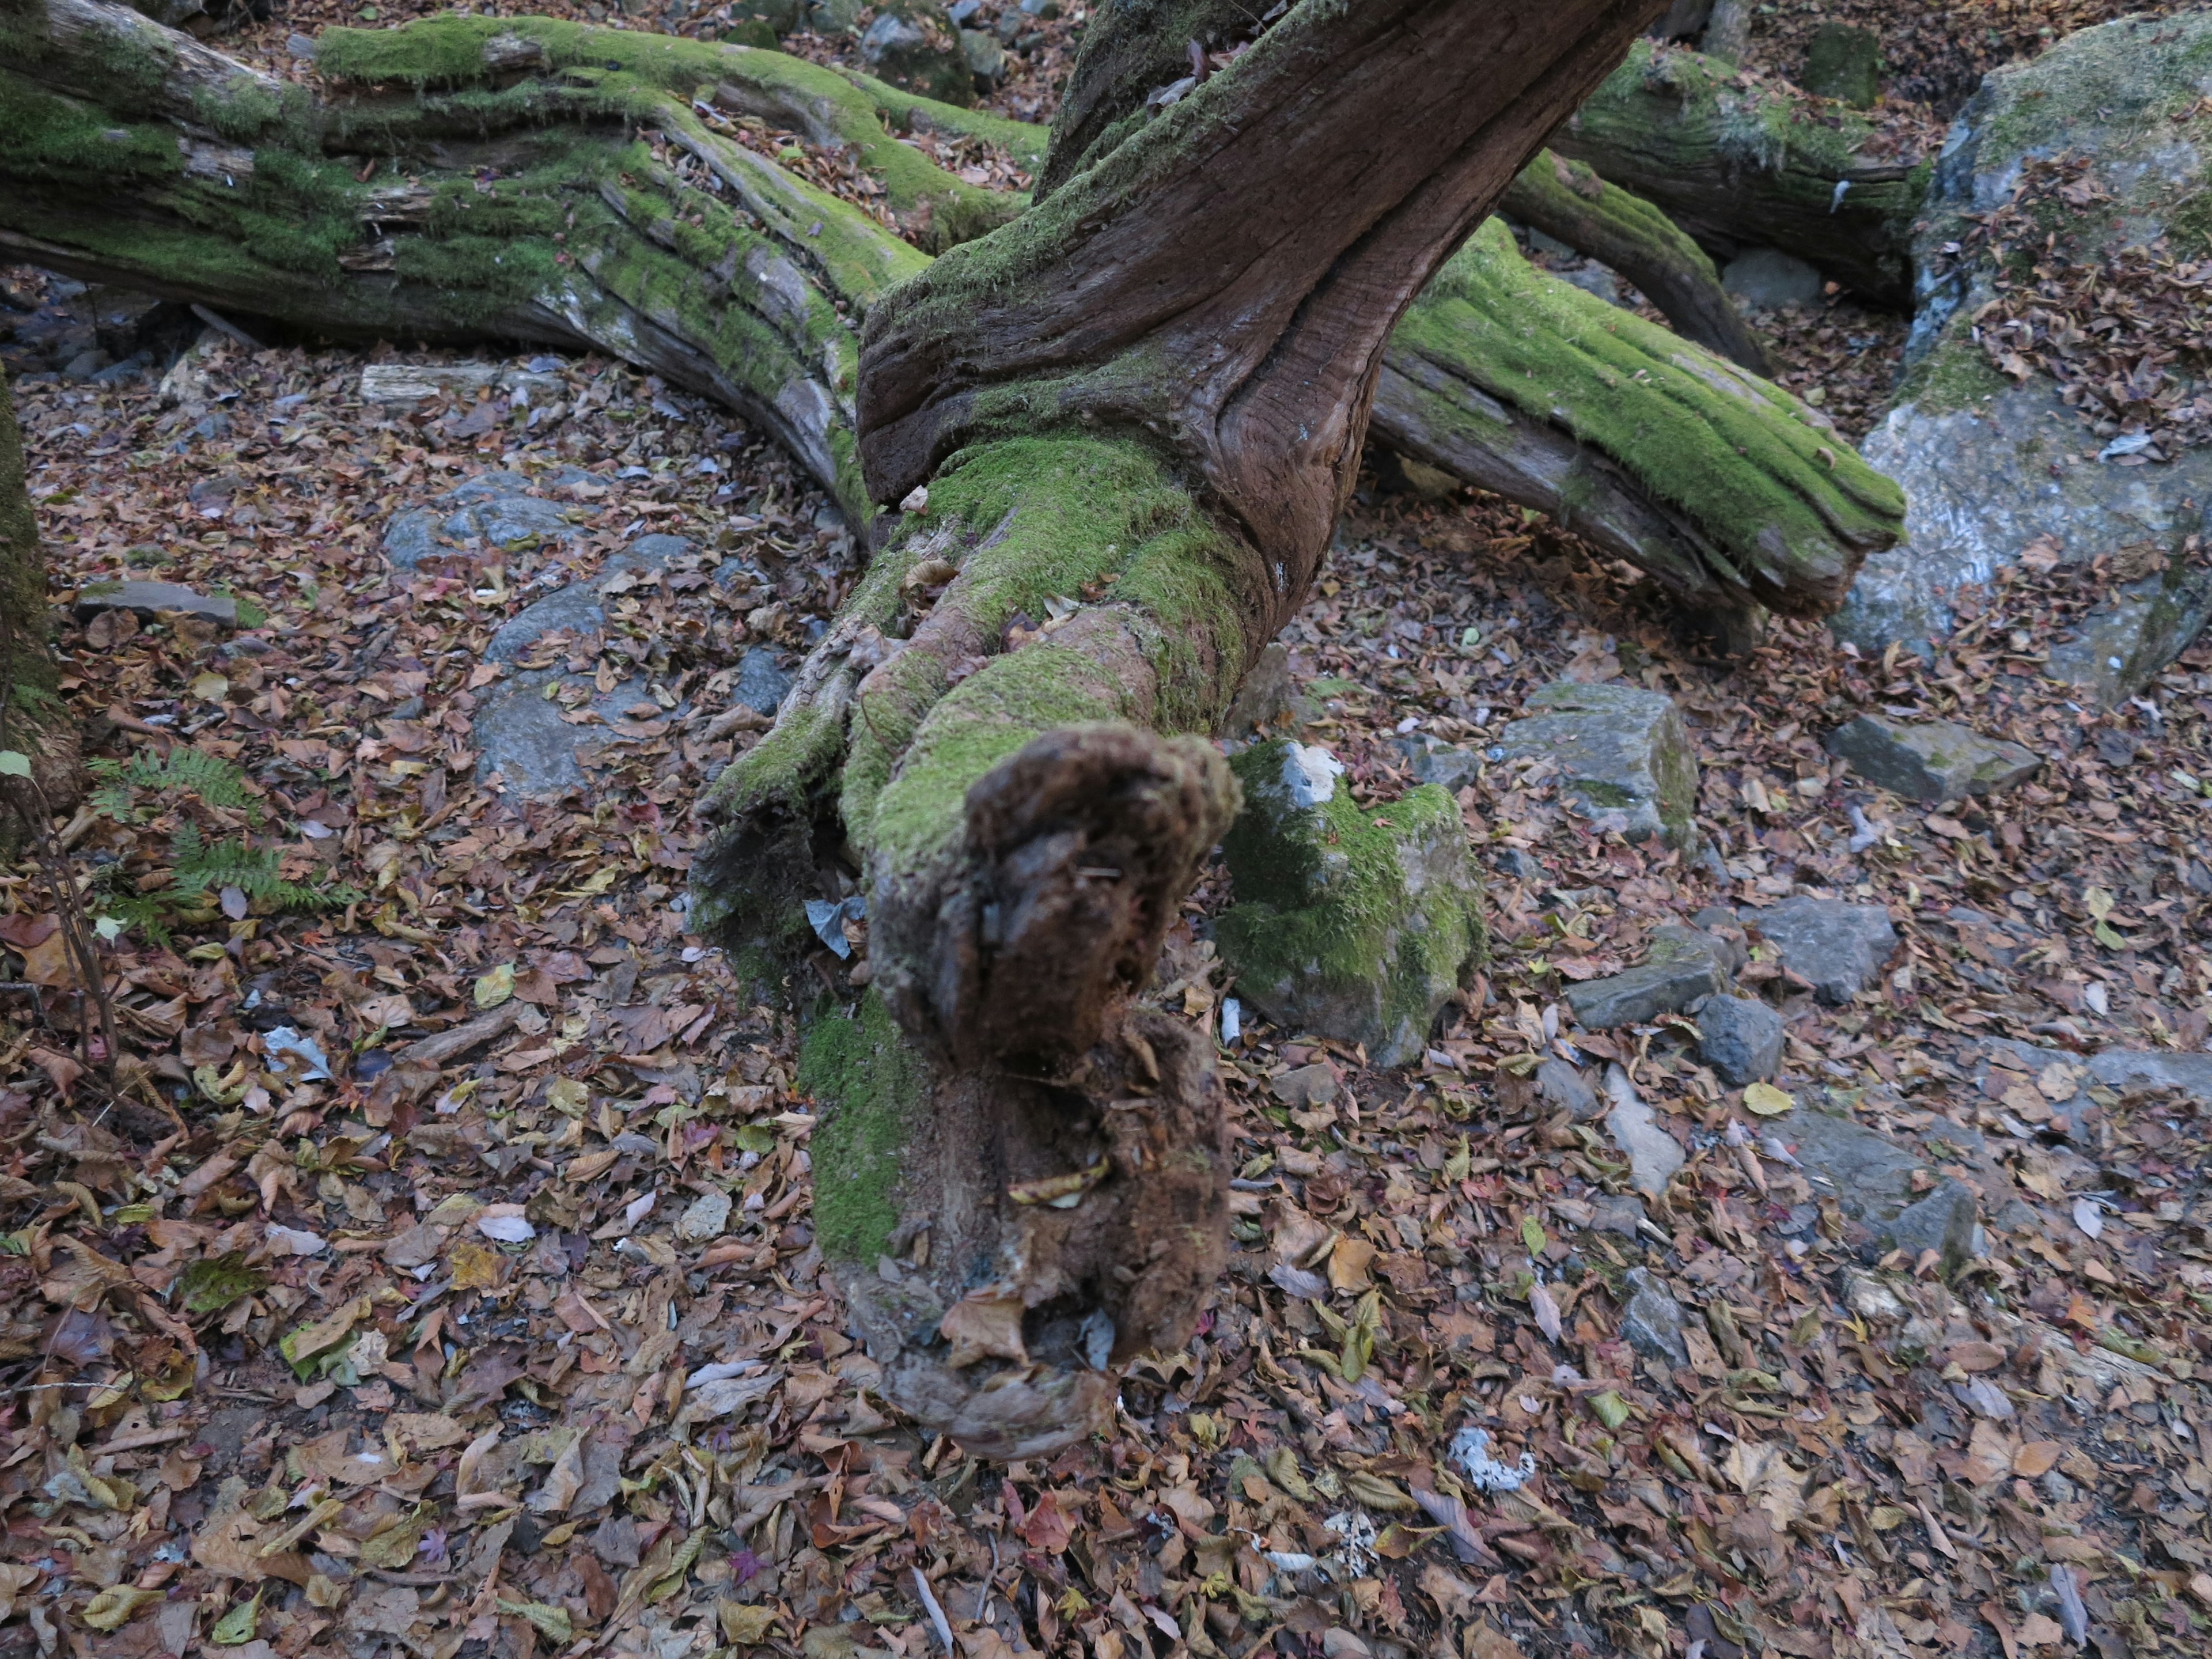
[3, 7, 2212, 1659]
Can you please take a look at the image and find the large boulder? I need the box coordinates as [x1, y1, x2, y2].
[1835, 11, 2212, 691]
[1496, 681, 1698, 850]
[1215, 741, 1483, 1067]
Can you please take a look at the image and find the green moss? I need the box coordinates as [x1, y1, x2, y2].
[797, 989, 928, 1262]
[1396, 221, 1903, 599]
[1895, 313, 2010, 413]
[2173, 185, 2212, 257]
[1215, 744, 1481, 1066]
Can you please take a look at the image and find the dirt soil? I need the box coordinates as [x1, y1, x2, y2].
[2, 7, 2211, 1659]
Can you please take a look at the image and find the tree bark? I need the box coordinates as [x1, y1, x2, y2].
[1551, 39, 1927, 304]
[0, 0, 1902, 1450]
[1499, 147, 1772, 374]
[0, 369, 74, 808]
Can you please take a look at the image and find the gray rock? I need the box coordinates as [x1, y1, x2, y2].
[73, 579, 236, 627]
[1801, 21, 1881, 107]
[1536, 1057, 1602, 1121]
[1825, 713, 2041, 804]
[1619, 1268, 1690, 1366]
[1604, 1064, 1684, 1199]
[1589, 1193, 1647, 1236]
[61, 347, 111, 380]
[958, 25, 1003, 81]
[2044, 546, 2212, 705]
[677, 1188, 733, 1243]
[1777, 1108, 1981, 1274]
[472, 535, 703, 795]
[1497, 681, 1697, 850]
[1393, 732, 1483, 793]
[1271, 1063, 1339, 1109]
[856, 3, 972, 105]
[1974, 1036, 2212, 1137]
[1839, 13, 2212, 658]
[1217, 741, 1483, 1067]
[382, 473, 598, 572]
[1563, 923, 1734, 1029]
[1749, 897, 1896, 1005]
[1721, 248, 1825, 311]
[1841, 387, 2212, 656]
[1696, 994, 1784, 1085]
[733, 646, 794, 717]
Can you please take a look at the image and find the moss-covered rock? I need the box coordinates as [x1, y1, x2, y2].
[1215, 740, 1482, 1068]
[1801, 23, 1880, 109]
[1496, 681, 1698, 851]
[857, 1, 974, 108]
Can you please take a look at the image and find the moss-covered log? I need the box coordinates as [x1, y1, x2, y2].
[1551, 39, 1929, 304]
[1500, 147, 1771, 373]
[0, 368, 74, 806]
[1376, 219, 1903, 624]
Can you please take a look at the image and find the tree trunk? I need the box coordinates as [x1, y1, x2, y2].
[0, 0, 1902, 1450]
[1499, 147, 1772, 374]
[1551, 39, 1927, 304]
[0, 369, 74, 807]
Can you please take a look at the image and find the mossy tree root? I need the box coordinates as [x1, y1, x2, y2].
[1551, 38, 1929, 305]
[1499, 147, 1772, 374]
[1376, 220, 1903, 620]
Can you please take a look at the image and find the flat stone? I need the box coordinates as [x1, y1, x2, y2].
[1393, 732, 1483, 793]
[382, 473, 600, 572]
[73, 579, 235, 626]
[1772, 1108, 1981, 1274]
[1721, 248, 1826, 311]
[1974, 1037, 2212, 1137]
[677, 1188, 733, 1243]
[1604, 1065, 1684, 1199]
[1217, 740, 1483, 1067]
[1695, 994, 1785, 1085]
[1536, 1057, 1602, 1121]
[1826, 713, 2041, 804]
[857, 2, 973, 106]
[1589, 1193, 1648, 1236]
[1271, 1062, 1339, 1109]
[1802, 21, 1881, 107]
[1620, 1267, 1690, 1366]
[1748, 897, 1896, 1005]
[485, 533, 696, 663]
[1497, 681, 1697, 849]
[1563, 923, 1733, 1029]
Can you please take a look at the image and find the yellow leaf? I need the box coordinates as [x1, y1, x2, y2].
[189, 672, 229, 703]
[496, 1600, 574, 1645]
[938, 1290, 1027, 1369]
[1007, 1155, 1109, 1209]
[1328, 1234, 1376, 1291]
[82, 1586, 161, 1631]
[474, 964, 516, 1007]
[1742, 1081, 1794, 1116]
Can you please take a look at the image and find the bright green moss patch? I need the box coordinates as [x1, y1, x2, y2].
[1215, 742, 1482, 1068]
[798, 988, 929, 1263]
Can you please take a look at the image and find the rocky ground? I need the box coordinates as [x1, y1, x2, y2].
[4, 7, 2212, 1659]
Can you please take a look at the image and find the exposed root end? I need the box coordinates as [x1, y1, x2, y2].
[895, 722, 1238, 1071]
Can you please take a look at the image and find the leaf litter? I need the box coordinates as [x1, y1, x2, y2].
[5, 9, 2212, 1659]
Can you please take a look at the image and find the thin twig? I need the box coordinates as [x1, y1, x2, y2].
[910, 1566, 955, 1655]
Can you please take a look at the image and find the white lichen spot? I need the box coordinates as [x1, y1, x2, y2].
[1450, 1425, 1537, 1493]
[1281, 743, 1344, 808]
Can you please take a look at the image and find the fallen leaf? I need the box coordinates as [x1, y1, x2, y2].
[1743, 1081, 1794, 1116]
[938, 1291, 1028, 1369]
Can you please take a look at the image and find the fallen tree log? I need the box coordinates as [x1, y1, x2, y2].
[1550, 39, 1929, 304]
[0, 0, 1903, 1450]
[1500, 147, 1771, 373]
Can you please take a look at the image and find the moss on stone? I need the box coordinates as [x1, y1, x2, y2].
[796, 988, 927, 1263]
[1894, 313, 2010, 414]
[1215, 743, 1482, 1067]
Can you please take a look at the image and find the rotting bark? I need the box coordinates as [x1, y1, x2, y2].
[1500, 147, 1772, 374]
[0, 0, 1904, 1451]
[1552, 39, 1929, 304]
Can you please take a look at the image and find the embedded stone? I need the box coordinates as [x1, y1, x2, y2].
[1563, 923, 1734, 1029]
[73, 579, 235, 627]
[1620, 1268, 1690, 1366]
[856, 2, 974, 107]
[1748, 897, 1896, 1004]
[1392, 732, 1483, 793]
[678, 1188, 733, 1243]
[1802, 22, 1881, 107]
[1694, 993, 1784, 1085]
[1497, 681, 1696, 849]
[1773, 1108, 1981, 1274]
[1216, 740, 1483, 1067]
[1826, 713, 2041, 804]
[1536, 1057, 1602, 1121]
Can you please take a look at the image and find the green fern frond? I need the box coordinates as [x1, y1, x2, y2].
[88, 747, 257, 821]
